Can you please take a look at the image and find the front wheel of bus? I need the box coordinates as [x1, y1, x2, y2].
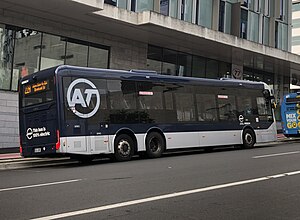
[242, 129, 256, 148]
[114, 134, 134, 162]
[146, 132, 165, 158]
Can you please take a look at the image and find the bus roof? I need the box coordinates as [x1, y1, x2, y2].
[20, 65, 266, 90]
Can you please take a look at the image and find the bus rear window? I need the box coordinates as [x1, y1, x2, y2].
[22, 79, 54, 107]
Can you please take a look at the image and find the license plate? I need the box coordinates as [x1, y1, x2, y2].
[34, 148, 41, 153]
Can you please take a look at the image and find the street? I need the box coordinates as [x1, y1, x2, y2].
[1, 141, 300, 220]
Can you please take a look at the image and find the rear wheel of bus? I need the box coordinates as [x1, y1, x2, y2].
[242, 128, 256, 148]
[146, 132, 165, 158]
[114, 134, 135, 162]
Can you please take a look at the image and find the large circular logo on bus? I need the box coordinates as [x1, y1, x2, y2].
[67, 79, 100, 118]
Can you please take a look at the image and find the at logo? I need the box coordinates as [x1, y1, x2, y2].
[67, 78, 100, 118]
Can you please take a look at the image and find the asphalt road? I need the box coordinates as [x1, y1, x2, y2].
[1, 141, 300, 220]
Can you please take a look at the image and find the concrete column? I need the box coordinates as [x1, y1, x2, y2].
[231, 3, 242, 37]
[212, 0, 220, 31]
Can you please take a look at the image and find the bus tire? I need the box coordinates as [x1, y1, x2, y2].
[114, 134, 134, 162]
[146, 132, 165, 158]
[242, 128, 256, 148]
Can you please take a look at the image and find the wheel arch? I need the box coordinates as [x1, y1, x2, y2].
[146, 127, 166, 151]
[241, 126, 256, 147]
[114, 128, 138, 153]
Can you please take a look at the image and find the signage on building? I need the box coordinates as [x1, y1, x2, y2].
[231, 64, 243, 80]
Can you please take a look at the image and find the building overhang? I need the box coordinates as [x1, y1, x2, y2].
[1, 0, 300, 81]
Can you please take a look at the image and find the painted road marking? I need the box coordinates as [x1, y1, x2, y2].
[253, 151, 300, 159]
[31, 170, 300, 220]
[0, 179, 82, 192]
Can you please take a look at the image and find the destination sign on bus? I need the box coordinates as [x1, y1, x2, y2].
[24, 80, 49, 95]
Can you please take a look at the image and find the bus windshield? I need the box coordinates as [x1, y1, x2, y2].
[21, 78, 54, 107]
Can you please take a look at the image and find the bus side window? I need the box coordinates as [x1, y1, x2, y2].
[217, 95, 237, 121]
[237, 96, 253, 116]
[107, 80, 137, 110]
[256, 97, 272, 116]
[196, 94, 218, 121]
[175, 92, 196, 122]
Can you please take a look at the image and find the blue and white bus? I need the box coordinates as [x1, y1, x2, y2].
[281, 92, 300, 137]
[19, 65, 277, 161]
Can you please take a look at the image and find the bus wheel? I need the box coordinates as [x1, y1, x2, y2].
[146, 132, 165, 158]
[242, 129, 256, 148]
[114, 134, 134, 162]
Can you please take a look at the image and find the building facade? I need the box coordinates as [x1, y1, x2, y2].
[0, 0, 299, 150]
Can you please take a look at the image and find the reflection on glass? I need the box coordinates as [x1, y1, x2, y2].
[14, 29, 42, 78]
[206, 60, 219, 79]
[248, 11, 259, 43]
[192, 56, 205, 78]
[40, 34, 65, 70]
[136, 0, 154, 12]
[162, 49, 177, 75]
[88, 46, 109, 68]
[169, 0, 178, 18]
[183, 0, 192, 22]
[0, 27, 13, 90]
[65, 42, 88, 67]
[198, 0, 213, 28]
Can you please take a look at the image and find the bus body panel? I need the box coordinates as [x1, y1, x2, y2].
[255, 122, 277, 143]
[19, 69, 58, 157]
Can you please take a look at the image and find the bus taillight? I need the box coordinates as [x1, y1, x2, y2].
[56, 130, 60, 150]
[19, 137, 23, 155]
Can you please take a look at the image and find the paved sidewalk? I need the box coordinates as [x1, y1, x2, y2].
[0, 153, 22, 160]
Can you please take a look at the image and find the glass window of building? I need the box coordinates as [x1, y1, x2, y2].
[262, 0, 270, 16]
[276, 21, 288, 51]
[263, 16, 270, 46]
[147, 45, 162, 73]
[219, 1, 225, 32]
[105, 0, 117, 6]
[197, 0, 213, 28]
[206, 59, 219, 79]
[162, 49, 177, 75]
[65, 41, 88, 67]
[0, 27, 13, 90]
[248, 0, 259, 12]
[177, 52, 192, 77]
[219, 62, 231, 78]
[117, 0, 128, 9]
[135, 0, 154, 12]
[181, 0, 193, 22]
[248, 11, 259, 43]
[40, 34, 65, 70]
[13, 29, 42, 79]
[88, 46, 109, 68]
[169, 0, 179, 18]
[192, 56, 205, 78]
[219, 1, 233, 34]
[160, 0, 169, 16]
[240, 9, 248, 39]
